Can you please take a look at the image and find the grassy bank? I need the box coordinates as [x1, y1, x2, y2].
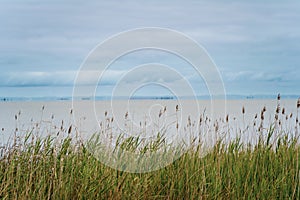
[0, 97, 300, 199]
[0, 130, 299, 199]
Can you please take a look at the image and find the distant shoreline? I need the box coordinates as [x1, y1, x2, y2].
[0, 94, 299, 102]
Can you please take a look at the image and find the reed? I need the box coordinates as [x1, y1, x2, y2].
[0, 98, 300, 199]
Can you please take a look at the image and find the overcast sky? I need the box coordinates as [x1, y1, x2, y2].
[0, 1, 300, 98]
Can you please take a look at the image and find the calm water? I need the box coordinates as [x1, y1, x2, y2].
[0, 99, 299, 144]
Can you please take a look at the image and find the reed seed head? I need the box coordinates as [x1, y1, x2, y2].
[159, 110, 162, 118]
[199, 116, 203, 124]
[176, 105, 179, 112]
[214, 121, 219, 132]
[242, 106, 245, 114]
[277, 93, 281, 101]
[297, 98, 300, 108]
[60, 123, 64, 131]
[282, 108, 285, 115]
[68, 125, 72, 134]
[276, 105, 280, 114]
[261, 111, 264, 120]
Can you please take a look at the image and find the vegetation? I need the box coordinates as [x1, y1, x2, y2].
[0, 97, 299, 199]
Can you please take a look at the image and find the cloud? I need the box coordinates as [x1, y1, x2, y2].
[0, 70, 126, 87]
[224, 69, 300, 83]
[1, 1, 300, 95]
[0, 71, 74, 87]
[0, 67, 187, 87]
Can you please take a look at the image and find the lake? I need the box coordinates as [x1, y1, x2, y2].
[0, 99, 299, 146]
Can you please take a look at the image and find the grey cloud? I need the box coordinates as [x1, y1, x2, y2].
[1, 1, 300, 95]
[224, 70, 300, 83]
[0, 70, 125, 87]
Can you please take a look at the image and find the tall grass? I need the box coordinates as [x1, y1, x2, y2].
[0, 97, 300, 199]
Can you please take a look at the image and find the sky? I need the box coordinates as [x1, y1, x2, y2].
[0, 0, 300, 98]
